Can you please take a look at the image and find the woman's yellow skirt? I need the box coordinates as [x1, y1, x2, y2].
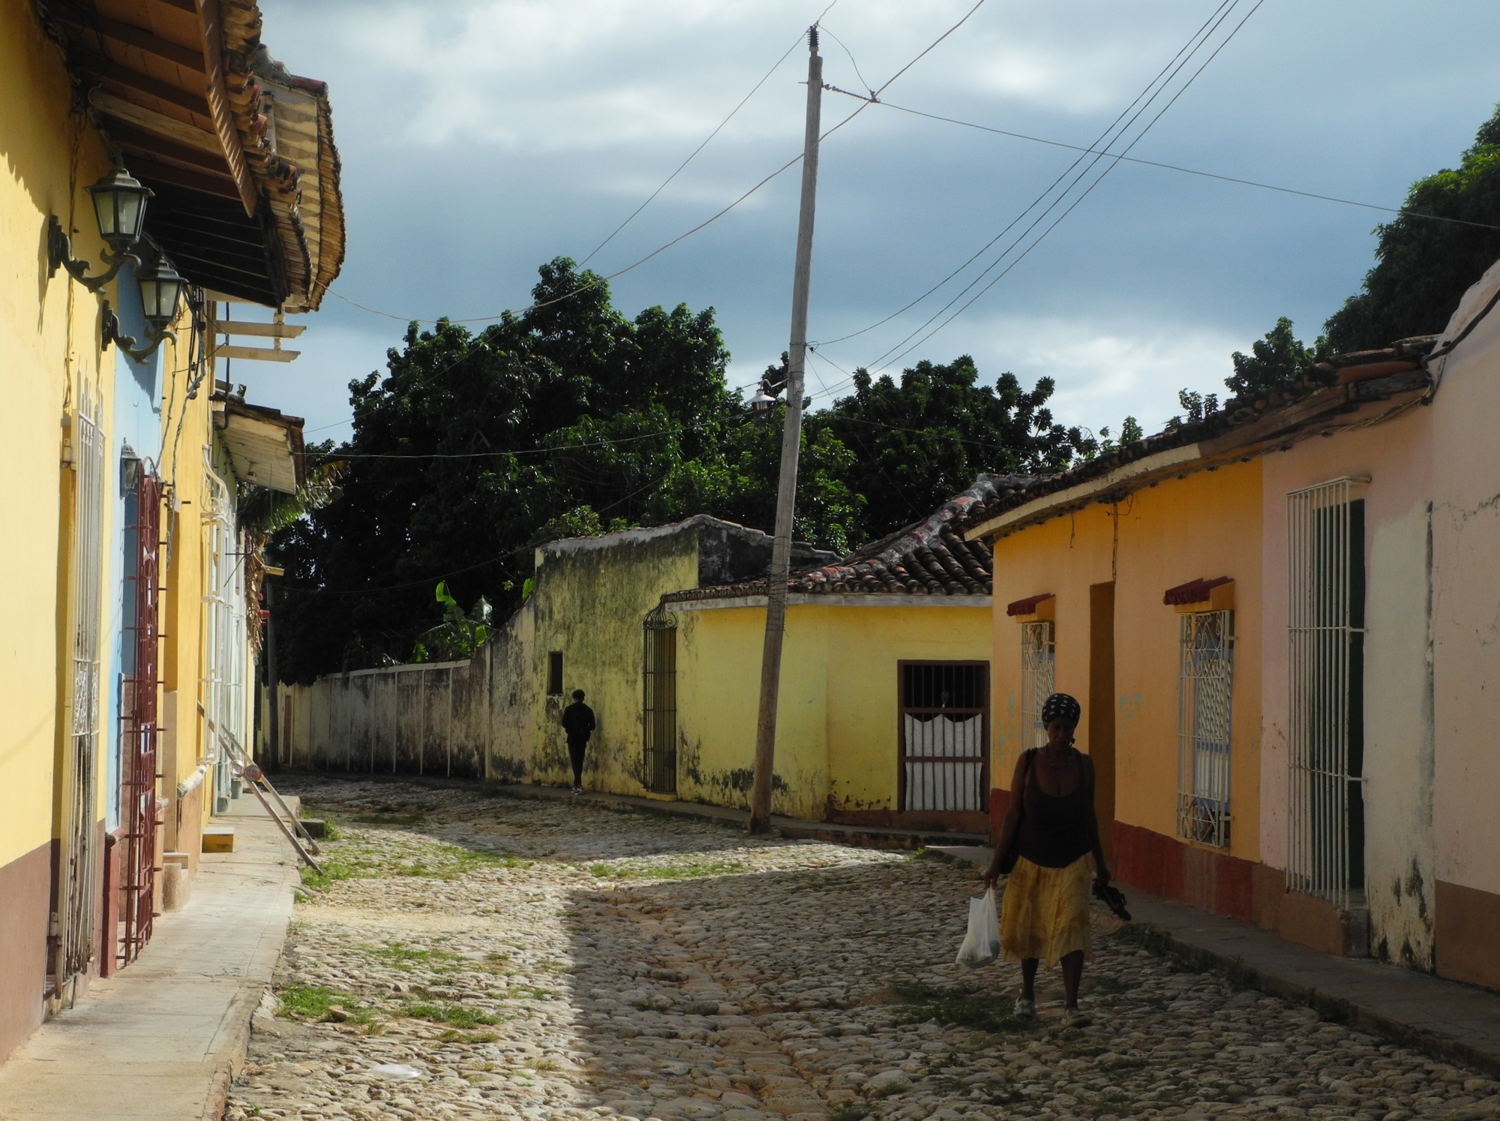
[999, 853, 1094, 967]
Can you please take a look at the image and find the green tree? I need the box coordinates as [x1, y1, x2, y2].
[1325, 104, 1500, 352]
[271, 262, 1092, 681]
[806, 356, 1094, 539]
[1225, 316, 1328, 401]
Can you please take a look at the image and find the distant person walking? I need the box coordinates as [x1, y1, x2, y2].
[561, 689, 595, 795]
[983, 692, 1110, 1026]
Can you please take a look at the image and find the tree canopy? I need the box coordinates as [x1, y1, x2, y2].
[1189, 104, 1500, 415]
[272, 259, 1091, 681]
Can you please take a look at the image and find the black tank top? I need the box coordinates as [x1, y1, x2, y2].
[1016, 748, 1095, 868]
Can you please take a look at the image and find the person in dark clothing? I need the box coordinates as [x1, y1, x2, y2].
[561, 689, 595, 795]
[983, 692, 1111, 1026]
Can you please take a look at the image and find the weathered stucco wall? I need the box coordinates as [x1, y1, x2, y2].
[526, 528, 701, 793]
[669, 599, 991, 821]
[1428, 256, 1500, 989]
[1259, 404, 1434, 966]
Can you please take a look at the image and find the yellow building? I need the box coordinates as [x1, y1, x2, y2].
[282, 482, 1000, 837]
[0, 0, 341, 1062]
[663, 478, 1002, 828]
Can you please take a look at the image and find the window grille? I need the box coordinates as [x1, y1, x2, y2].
[1020, 620, 1055, 750]
[204, 456, 247, 807]
[1287, 478, 1367, 907]
[119, 469, 162, 965]
[547, 651, 564, 696]
[899, 662, 988, 812]
[58, 391, 106, 993]
[1177, 609, 1234, 847]
[642, 610, 677, 795]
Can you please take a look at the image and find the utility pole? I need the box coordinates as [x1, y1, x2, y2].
[749, 27, 822, 834]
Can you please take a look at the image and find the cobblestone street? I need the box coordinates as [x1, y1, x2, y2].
[224, 777, 1500, 1121]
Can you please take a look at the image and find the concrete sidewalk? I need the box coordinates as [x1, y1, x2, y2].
[0, 815, 301, 1120]
[496, 782, 989, 848]
[930, 844, 1500, 1077]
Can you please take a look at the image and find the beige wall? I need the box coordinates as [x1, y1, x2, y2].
[1430, 256, 1500, 902]
[1259, 405, 1434, 963]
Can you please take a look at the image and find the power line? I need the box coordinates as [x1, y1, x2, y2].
[875, 0, 1268, 372]
[811, 0, 1242, 350]
[323, 2, 989, 330]
[579, 0, 845, 266]
[865, 0, 1254, 369]
[871, 101, 1500, 234]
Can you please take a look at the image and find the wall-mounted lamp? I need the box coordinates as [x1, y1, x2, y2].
[48, 167, 155, 293]
[102, 254, 187, 363]
[750, 378, 786, 412]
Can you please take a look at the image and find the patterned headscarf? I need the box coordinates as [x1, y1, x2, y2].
[1041, 692, 1082, 727]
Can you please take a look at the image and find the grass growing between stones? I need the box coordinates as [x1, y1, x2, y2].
[276, 984, 374, 1026]
[587, 858, 750, 880]
[885, 981, 1037, 1035]
[402, 1002, 499, 1028]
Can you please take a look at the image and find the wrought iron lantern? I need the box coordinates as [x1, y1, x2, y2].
[48, 166, 154, 292]
[103, 253, 187, 363]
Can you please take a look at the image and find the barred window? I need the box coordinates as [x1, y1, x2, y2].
[1177, 609, 1234, 847]
[1287, 479, 1366, 905]
[1020, 620, 1055, 750]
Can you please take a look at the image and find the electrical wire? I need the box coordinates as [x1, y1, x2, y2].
[868, 0, 1267, 373]
[811, 0, 1241, 350]
[578, 0, 844, 266]
[869, 101, 1500, 234]
[323, 2, 989, 329]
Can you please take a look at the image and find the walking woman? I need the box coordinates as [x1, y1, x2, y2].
[983, 693, 1111, 1025]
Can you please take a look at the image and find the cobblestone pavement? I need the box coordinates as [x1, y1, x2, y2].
[224, 776, 1500, 1121]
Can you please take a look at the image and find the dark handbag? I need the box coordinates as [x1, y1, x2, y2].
[994, 749, 1034, 876]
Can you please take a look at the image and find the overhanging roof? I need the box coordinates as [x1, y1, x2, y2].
[214, 396, 305, 493]
[962, 339, 1437, 543]
[42, 0, 345, 310]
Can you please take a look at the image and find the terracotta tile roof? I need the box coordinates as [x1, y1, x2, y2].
[665, 475, 1031, 604]
[961, 336, 1438, 540]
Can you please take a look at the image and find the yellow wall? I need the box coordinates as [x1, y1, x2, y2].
[673, 600, 992, 820]
[524, 530, 701, 792]
[156, 325, 214, 845]
[0, 0, 115, 868]
[989, 459, 1264, 863]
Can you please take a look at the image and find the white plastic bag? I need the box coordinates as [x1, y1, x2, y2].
[955, 887, 1000, 967]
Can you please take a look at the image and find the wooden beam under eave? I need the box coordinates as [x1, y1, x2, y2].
[90, 88, 223, 152]
[130, 154, 242, 201]
[109, 120, 229, 174]
[196, 0, 257, 217]
[58, 13, 205, 71]
[74, 50, 212, 116]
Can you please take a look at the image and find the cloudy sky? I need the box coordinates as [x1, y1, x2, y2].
[244, 0, 1500, 445]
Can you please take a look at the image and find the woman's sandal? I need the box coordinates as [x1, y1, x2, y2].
[1013, 998, 1038, 1022]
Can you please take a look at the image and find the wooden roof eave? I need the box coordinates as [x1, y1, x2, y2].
[963, 377, 1431, 544]
[64, 0, 258, 217]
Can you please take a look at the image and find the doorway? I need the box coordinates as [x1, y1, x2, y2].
[1089, 582, 1116, 860]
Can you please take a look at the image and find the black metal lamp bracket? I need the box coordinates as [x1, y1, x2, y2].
[48, 215, 140, 294]
[101, 300, 174, 362]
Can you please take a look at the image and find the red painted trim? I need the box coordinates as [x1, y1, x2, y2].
[1110, 820, 1254, 922]
[1162, 575, 1232, 606]
[1006, 592, 1054, 617]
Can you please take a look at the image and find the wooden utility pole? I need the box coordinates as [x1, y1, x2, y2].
[749, 27, 822, 834]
